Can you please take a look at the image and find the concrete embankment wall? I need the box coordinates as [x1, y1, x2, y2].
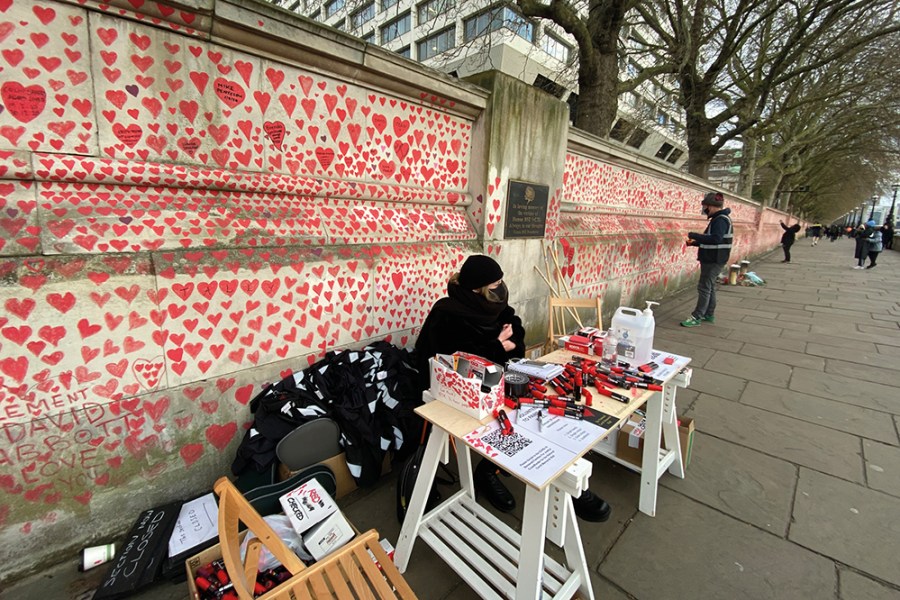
[0, 0, 786, 579]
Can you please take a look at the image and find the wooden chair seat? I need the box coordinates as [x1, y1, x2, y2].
[213, 477, 417, 600]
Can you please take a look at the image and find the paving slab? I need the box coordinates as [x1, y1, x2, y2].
[741, 315, 811, 332]
[685, 369, 747, 401]
[858, 324, 900, 340]
[661, 433, 796, 535]
[876, 343, 900, 355]
[741, 381, 898, 445]
[653, 333, 717, 367]
[705, 350, 793, 387]
[601, 489, 836, 600]
[840, 569, 900, 600]
[863, 440, 900, 498]
[807, 343, 900, 372]
[790, 367, 900, 415]
[690, 395, 865, 483]
[783, 330, 880, 352]
[724, 329, 808, 352]
[825, 359, 900, 388]
[791, 468, 900, 587]
[739, 342, 826, 370]
[806, 305, 879, 321]
[656, 321, 735, 342]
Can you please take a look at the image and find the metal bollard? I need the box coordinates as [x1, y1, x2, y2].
[739, 260, 750, 276]
[728, 264, 740, 285]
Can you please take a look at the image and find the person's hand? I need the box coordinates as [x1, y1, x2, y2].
[501, 339, 516, 352]
[498, 323, 513, 342]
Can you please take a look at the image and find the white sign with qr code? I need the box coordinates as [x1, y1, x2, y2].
[463, 419, 577, 489]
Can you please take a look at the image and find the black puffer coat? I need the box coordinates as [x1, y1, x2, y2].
[414, 282, 526, 390]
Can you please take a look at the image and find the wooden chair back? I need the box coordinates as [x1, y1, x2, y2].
[213, 477, 417, 599]
[547, 296, 603, 352]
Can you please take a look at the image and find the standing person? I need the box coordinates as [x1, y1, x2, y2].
[864, 220, 883, 268]
[779, 220, 801, 263]
[853, 224, 868, 268]
[883, 221, 894, 251]
[810, 222, 823, 245]
[681, 191, 733, 328]
[415, 255, 610, 521]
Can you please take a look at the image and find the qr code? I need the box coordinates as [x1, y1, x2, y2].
[482, 430, 532, 457]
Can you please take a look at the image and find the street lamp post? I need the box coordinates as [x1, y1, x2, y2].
[868, 195, 878, 221]
[888, 184, 899, 226]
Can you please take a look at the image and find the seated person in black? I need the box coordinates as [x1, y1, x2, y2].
[415, 255, 610, 521]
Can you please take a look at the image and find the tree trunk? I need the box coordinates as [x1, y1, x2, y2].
[738, 137, 757, 198]
[685, 136, 716, 179]
[573, 52, 618, 137]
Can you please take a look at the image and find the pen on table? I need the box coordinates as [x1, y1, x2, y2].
[537, 409, 543, 432]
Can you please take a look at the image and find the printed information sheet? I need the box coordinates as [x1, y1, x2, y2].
[463, 408, 614, 488]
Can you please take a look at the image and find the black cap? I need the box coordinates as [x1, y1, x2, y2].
[702, 191, 724, 207]
[458, 255, 504, 289]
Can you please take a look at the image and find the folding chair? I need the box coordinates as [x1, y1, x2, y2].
[546, 296, 603, 353]
[213, 477, 417, 599]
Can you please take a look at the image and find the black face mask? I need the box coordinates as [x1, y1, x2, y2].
[485, 282, 509, 304]
[701, 206, 710, 216]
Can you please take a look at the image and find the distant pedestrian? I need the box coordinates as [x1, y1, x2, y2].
[681, 191, 733, 328]
[864, 220, 883, 269]
[852, 225, 867, 268]
[810, 223, 823, 245]
[883, 222, 894, 251]
[779, 220, 801, 263]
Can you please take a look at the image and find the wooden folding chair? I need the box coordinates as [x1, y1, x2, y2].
[546, 296, 603, 353]
[213, 477, 417, 600]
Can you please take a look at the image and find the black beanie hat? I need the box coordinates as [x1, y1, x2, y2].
[702, 191, 724, 207]
[458, 255, 504, 289]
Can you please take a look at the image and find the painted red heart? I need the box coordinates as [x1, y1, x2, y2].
[1, 82, 46, 123]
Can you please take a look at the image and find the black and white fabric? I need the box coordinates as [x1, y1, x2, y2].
[231, 341, 421, 486]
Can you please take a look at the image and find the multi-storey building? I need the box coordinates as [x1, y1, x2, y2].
[274, 0, 689, 168]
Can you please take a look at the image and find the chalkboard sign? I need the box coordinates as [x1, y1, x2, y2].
[504, 180, 549, 239]
[93, 501, 182, 599]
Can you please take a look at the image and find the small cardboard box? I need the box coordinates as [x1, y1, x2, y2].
[279, 478, 337, 536]
[615, 416, 695, 469]
[277, 452, 391, 498]
[302, 510, 355, 561]
[564, 335, 592, 354]
[185, 531, 247, 600]
[429, 356, 504, 420]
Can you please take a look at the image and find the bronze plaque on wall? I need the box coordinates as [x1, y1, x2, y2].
[504, 180, 549, 238]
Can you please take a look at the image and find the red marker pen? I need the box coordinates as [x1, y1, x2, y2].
[548, 406, 585, 420]
[494, 408, 514, 435]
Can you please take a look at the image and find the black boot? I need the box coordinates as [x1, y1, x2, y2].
[572, 490, 611, 522]
[474, 460, 515, 512]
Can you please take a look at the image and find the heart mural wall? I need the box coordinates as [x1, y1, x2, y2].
[0, 0, 787, 582]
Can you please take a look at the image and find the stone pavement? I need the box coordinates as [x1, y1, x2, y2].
[5, 237, 899, 600]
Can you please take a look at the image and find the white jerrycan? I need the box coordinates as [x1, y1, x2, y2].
[610, 302, 658, 366]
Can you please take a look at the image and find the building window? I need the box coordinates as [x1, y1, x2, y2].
[656, 111, 668, 126]
[324, 0, 344, 18]
[396, 45, 411, 58]
[566, 92, 578, 123]
[332, 18, 345, 30]
[381, 12, 410, 43]
[666, 149, 683, 164]
[533, 74, 566, 98]
[350, 2, 375, 29]
[362, 31, 375, 43]
[418, 0, 454, 23]
[418, 26, 455, 60]
[626, 128, 649, 148]
[609, 119, 632, 142]
[308, 8, 320, 19]
[541, 31, 571, 63]
[626, 60, 639, 78]
[382, 0, 398, 9]
[464, 6, 533, 43]
[655, 143, 674, 160]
